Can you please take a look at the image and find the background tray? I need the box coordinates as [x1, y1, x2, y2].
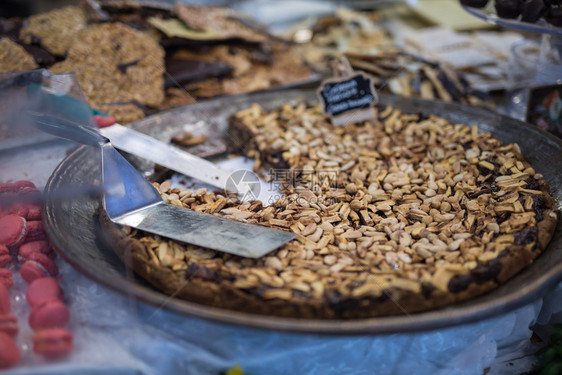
[462, 3, 562, 36]
[43, 89, 562, 334]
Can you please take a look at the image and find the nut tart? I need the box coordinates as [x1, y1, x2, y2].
[101, 102, 557, 318]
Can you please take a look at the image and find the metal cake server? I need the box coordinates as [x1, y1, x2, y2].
[27, 84, 259, 197]
[30, 112, 295, 258]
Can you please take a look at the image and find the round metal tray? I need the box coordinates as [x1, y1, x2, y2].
[43, 90, 562, 334]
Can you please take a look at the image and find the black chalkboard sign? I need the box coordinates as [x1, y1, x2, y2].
[317, 73, 377, 118]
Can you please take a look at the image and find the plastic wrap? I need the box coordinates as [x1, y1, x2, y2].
[2, 259, 556, 375]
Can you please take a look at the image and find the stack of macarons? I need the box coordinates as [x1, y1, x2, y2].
[0, 180, 73, 369]
[26, 278, 72, 359]
[0, 181, 59, 285]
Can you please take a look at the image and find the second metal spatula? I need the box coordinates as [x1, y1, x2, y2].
[31, 113, 295, 258]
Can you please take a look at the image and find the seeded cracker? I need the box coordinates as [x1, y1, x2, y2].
[173, 4, 269, 43]
[221, 45, 312, 95]
[0, 38, 38, 73]
[49, 23, 165, 119]
[19, 6, 86, 56]
[181, 44, 312, 98]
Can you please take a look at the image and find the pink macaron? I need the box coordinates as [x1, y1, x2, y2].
[14, 180, 36, 191]
[19, 186, 39, 195]
[0, 332, 20, 369]
[16, 181, 39, 197]
[0, 315, 18, 337]
[0, 183, 17, 194]
[20, 262, 47, 283]
[28, 299, 70, 330]
[20, 253, 58, 283]
[24, 220, 46, 242]
[0, 269, 13, 289]
[0, 215, 27, 249]
[0, 245, 11, 267]
[18, 241, 52, 260]
[0, 284, 10, 315]
[26, 278, 63, 307]
[5, 204, 29, 219]
[24, 204, 42, 221]
[33, 328, 73, 358]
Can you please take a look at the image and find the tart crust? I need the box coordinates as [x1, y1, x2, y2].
[100, 102, 557, 319]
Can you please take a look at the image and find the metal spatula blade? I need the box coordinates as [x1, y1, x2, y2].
[114, 202, 294, 258]
[30, 112, 295, 258]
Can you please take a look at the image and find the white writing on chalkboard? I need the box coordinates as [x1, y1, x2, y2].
[328, 87, 358, 103]
[328, 95, 374, 114]
[327, 80, 358, 98]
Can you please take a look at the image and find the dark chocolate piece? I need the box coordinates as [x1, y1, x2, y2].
[448, 274, 472, 293]
[20, 44, 55, 66]
[521, 0, 546, 22]
[292, 290, 312, 299]
[513, 226, 538, 247]
[117, 59, 139, 74]
[185, 263, 218, 282]
[164, 58, 233, 87]
[471, 257, 502, 284]
[546, 5, 562, 26]
[437, 68, 462, 102]
[495, 0, 522, 18]
[460, 0, 490, 8]
[245, 45, 274, 64]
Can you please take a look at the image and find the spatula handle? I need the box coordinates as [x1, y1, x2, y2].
[29, 112, 109, 147]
